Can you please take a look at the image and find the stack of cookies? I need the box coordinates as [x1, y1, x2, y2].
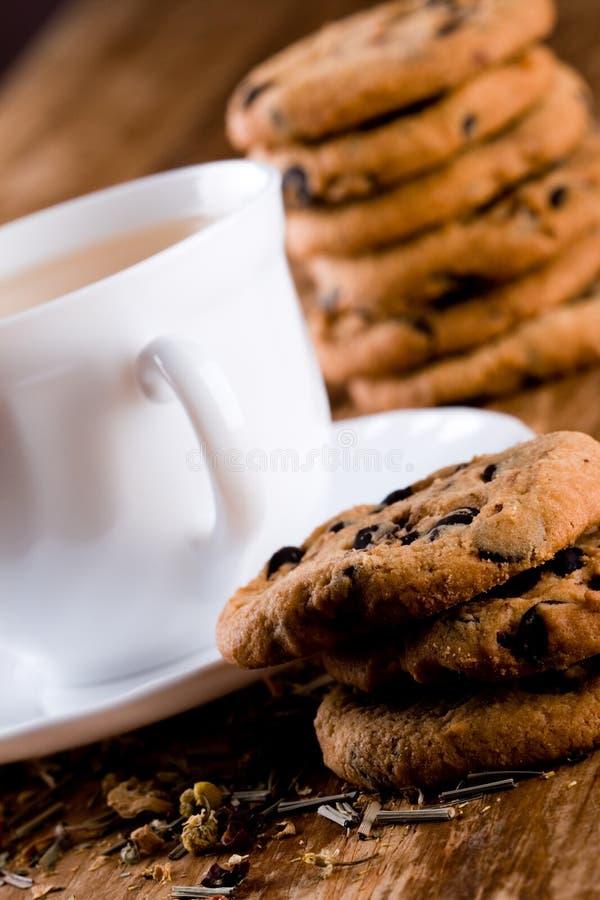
[226, 0, 600, 416]
[217, 432, 600, 787]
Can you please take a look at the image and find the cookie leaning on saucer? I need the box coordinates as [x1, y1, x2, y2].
[306, 135, 600, 316]
[310, 227, 600, 383]
[253, 46, 556, 206]
[216, 432, 600, 669]
[348, 289, 600, 413]
[285, 64, 590, 257]
[226, 0, 556, 149]
[324, 529, 600, 687]
[315, 663, 600, 788]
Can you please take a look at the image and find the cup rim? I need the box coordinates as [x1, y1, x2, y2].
[0, 158, 281, 328]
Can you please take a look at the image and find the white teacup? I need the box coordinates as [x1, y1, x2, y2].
[0, 161, 330, 684]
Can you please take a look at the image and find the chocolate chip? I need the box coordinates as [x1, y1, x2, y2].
[427, 508, 479, 541]
[481, 464, 497, 483]
[329, 521, 346, 533]
[353, 525, 379, 550]
[282, 166, 311, 206]
[462, 114, 478, 138]
[432, 274, 493, 310]
[519, 669, 579, 695]
[589, 574, 600, 591]
[437, 17, 463, 36]
[478, 549, 521, 563]
[435, 507, 480, 527]
[548, 185, 569, 208]
[266, 545, 304, 578]
[489, 565, 543, 598]
[401, 530, 420, 545]
[381, 486, 413, 506]
[500, 600, 565, 663]
[410, 315, 434, 336]
[545, 546, 585, 577]
[241, 81, 273, 108]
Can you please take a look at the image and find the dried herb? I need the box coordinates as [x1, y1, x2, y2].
[357, 800, 382, 840]
[297, 849, 379, 878]
[106, 778, 172, 819]
[0, 868, 35, 888]
[12, 802, 65, 842]
[375, 807, 456, 824]
[172, 887, 234, 898]
[438, 779, 515, 802]
[271, 820, 296, 839]
[201, 854, 249, 888]
[130, 822, 167, 857]
[181, 810, 219, 855]
[465, 770, 544, 783]
[317, 804, 356, 829]
[278, 791, 359, 813]
[231, 789, 271, 803]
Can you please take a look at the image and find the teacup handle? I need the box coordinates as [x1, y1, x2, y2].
[136, 336, 263, 542]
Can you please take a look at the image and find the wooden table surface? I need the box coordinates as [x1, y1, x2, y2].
[1, 2, 600, 898]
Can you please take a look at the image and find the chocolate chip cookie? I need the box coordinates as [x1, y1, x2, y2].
[311, 228, 600, 383]
[307, 136, 600, 316]
[315, 662, 600, 787]
[227, 0, 556, 149]
[254, 47, 555, 206]
[285, 65, 589, 257]
[348, 290, 600, 412]
[324, 529, 600, 687]
[216, 432, 600, 669]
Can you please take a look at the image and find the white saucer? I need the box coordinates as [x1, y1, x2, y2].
[0, 407, 533, 764]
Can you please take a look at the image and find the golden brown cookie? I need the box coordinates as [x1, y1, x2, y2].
[216, 433, 600, 669]
[286, 64, 590, 257]
[227, 0, 556, 148]
[315, 663, 600, 788]
[306, 136, 600, 315]
[324, 530, 600, 687]
[348, 290, 600, 412]
[310, 228, 600, 383]
[253, 47, 556, 205]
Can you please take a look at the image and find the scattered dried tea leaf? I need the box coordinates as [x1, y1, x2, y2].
[142, 862, 172, 883]
[179, 789, 196, 818]
[201, 854, 249, 888]
[220, 816, 253, 853]
[297, 849, 379, 879]
[31, 884, 64, 899]
[0, 868, 34, 888]
[294, 784, 313, 797]
[120, 841, 141, 864]
[181, 810, 219, 855]
[107, 779, 172, 819]
[130, 824, 166, 857]
[272, 820, 296, 839]
[89, 856, 108, 871]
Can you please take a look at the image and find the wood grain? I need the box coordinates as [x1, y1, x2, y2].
[2, 677, 600, 900]
[0, 2, 600, 898]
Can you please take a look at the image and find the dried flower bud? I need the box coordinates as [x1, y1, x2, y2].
[179, 788, 197, 817]
[181, 810, 219, 855]
[193, 782, 223, 810]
